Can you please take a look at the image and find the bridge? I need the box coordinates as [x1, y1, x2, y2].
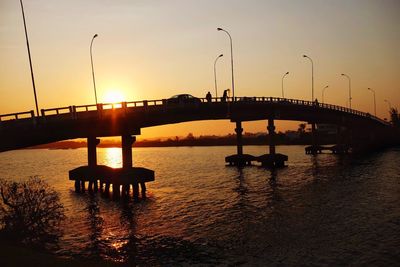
[1, 96, 398, 199]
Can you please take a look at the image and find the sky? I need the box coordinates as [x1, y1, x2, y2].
[1, 0, 399, 139]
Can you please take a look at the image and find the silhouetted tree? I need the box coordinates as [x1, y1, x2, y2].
[0, 176, 65, 247]
[186, 133, 195, 140]
[297, 123, 307, 134]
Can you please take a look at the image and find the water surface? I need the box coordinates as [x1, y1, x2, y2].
[0, 145, 399, 266]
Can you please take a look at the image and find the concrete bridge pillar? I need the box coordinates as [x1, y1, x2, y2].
[235, 121, 243, 156]
[88, 137, 100, 165]
[225, 121, 255, 166]
[122, 135, 135, 168]
[81, 137, 100, 193]
[333, 125, 349, 154]
[120, 134, 144, 201]
[311, 122, 319, 154]
[267, 118, 276, 156]
[113, 135, 135, 199]
[256, 117, 288, 167]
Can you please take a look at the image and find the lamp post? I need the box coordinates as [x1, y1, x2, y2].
[322, 85, 329, 103]
[341, 73, 352, 109]
[217, 27, 235, 100]
[90, 34, 99, 105]
[214, 54, 223, 98]
[19, 0, 39, 116]
[303, 55, 314, 101]
[384, 99, 392, 110]
[281, 72, 289, 98]
[367, 87, 376, 116]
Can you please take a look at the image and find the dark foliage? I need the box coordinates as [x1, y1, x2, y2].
[0, 176, 65, 247]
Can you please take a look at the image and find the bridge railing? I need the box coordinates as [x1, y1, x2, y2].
[41, 106, 73, 116]
[1, 96, 390, 126]
[201, 96, 389, 125]
[0, 110, 35, 122]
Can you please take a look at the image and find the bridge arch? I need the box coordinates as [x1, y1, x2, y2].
[0, 96, 393, 152]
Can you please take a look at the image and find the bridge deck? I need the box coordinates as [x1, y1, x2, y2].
[0, 96, 395, 152]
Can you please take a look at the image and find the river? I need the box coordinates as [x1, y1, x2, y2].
[0, 145, 399, 266]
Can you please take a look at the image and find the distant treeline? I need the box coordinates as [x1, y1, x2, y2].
[29, 128, 338, 150]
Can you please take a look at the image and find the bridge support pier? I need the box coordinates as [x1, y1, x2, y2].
[257, 118, 288, 167]
[331, 125, 350, 154]
[236, 121, 243, 156]
[225, 121, 256, 166]
[120, 134, 141, 201]
[87, 137, 100, 193]
[305, 123, 321, 154]
[75, 137, 100, 193]
[268, 118, 276, 156]
[69, 133, 155, 201]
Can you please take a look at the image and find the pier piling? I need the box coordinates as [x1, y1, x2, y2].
[257, 117, 288, 167]
[268, 118, 276, 156]
[225, 120, 256, 166]
[235, 121, 243, 156]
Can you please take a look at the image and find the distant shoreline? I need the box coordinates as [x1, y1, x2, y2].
[26, 131, 336, 150]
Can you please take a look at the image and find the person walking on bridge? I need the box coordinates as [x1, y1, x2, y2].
[206, 91, 212, 103]
[222, 89, 228, 102]
[314, 98, 319, 107]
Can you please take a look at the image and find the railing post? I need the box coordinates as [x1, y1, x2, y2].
[30, 110, 37, 125]
[121, 101, 127, 108]
[143, 100, 148, 108]
[69, 106, 75, 119]
[73, 106, 77, 119]
[121, 101, 127, 115]
[96, 103, 103, 117]
[41, 109, 45, 117]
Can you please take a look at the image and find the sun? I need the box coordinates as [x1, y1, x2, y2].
[103, 90, 125, 104]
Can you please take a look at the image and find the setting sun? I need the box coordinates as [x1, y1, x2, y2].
[103, 90, 125, 104]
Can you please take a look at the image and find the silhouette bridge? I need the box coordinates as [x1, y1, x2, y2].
[0, 96, 397, 199]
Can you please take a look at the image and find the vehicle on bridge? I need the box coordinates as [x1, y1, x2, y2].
[166, 94, 201, 105]
[237, 96, 256, 102]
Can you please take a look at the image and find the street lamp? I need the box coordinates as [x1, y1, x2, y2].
[341, 73, 352, 109]
[384, 99, 392, 109]
[217, 27, 235, 100]
[19, 0, 39, 116]
[90, 34, 99, 105]
[367, 88, 376, 116]
[322, 85, 329, 103]
[303, 55, 314, 101]
[281, 72, 289, 98]
[214, 54, 223, 98]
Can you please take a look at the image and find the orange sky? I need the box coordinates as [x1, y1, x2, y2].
[0, 0, 399, 139]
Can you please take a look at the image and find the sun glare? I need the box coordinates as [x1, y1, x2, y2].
[103, 90, 125, 104]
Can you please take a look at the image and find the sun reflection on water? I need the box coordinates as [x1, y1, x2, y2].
[103, 148, 122, 168]
[111, 240, 128, 250]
